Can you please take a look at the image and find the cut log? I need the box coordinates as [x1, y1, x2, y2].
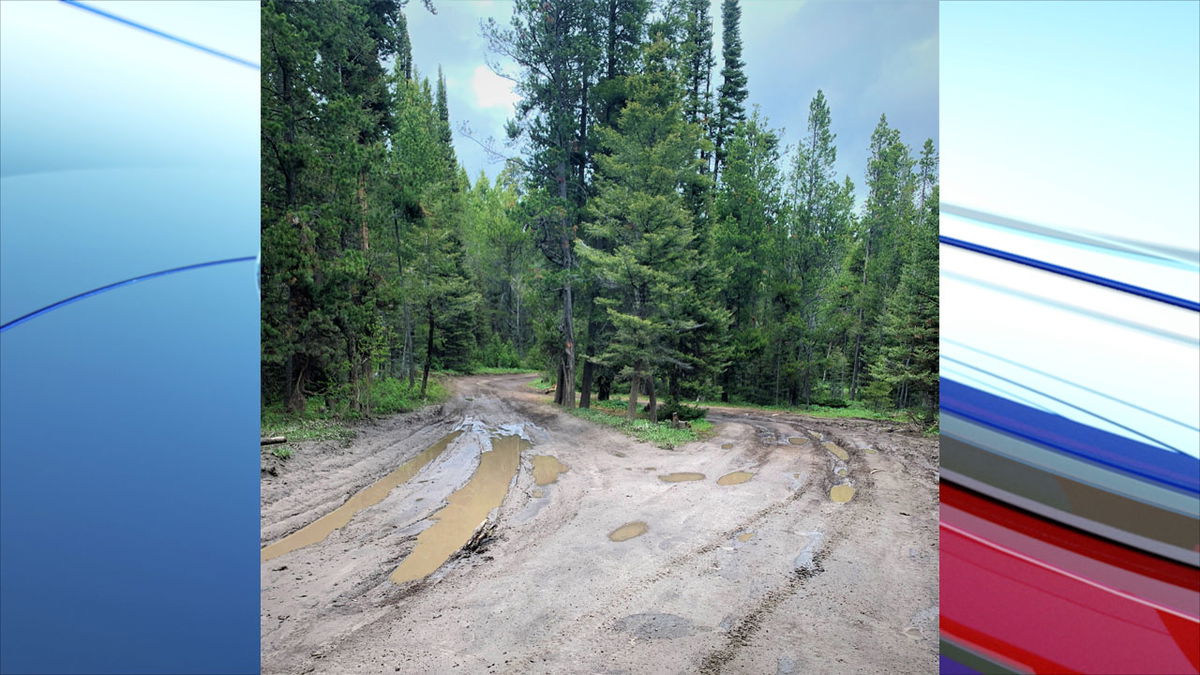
[260, 436, 287, 445]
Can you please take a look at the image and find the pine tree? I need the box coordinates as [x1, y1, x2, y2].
[578, 38, 707, 421]
[713, 0, 748, 180]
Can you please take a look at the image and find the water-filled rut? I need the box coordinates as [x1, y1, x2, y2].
[261, 431, 463, 561]
[391, 434, 530, 583]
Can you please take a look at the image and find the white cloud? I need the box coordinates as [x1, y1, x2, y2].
[470, 64, 519, 111]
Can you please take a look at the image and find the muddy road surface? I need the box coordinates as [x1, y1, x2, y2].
[261, 374, 938, 674]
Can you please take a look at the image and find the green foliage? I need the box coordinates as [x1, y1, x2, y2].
[654, 400, 709, 421]
[371, 377, 449, 415]
[567, 407, 713, 449]
[271, 446, 294, 460]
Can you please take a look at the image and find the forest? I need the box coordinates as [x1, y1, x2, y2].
[260, 0, 939, 427]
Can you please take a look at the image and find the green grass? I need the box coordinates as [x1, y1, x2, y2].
[371, 377, 449, 415]
[566, 406, 714, 449]
[668, 397, 909, 422]
[470, 366, 541, 375]
[261, 377, 451, 448]
[270, 446, 293, 459]
[527, 375, 555, 392]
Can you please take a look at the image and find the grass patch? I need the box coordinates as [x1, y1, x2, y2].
[371, 377, 449, 415]
[566, 407, 713, 449]
[270, 446, 293, 459]
[261, 404, 355, 443]
[261, 377, 451, 446]
[471, 366, 540, 375]
[527, 376, 555, 392]
[674, 397, 908, 422]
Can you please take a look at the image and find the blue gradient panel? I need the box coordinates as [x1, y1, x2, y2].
[0, 2, 260, 673]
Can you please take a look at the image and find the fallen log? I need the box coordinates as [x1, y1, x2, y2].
[260, 436, 287, 445]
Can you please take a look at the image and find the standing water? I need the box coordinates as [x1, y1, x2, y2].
[391, 434, 529, 583]
[261, 431, 462, 562]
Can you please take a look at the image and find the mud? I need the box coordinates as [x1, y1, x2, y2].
[260, 373, 938, 675]
[609, 521, 649, 542]
[716, 471, 754, 486]
[531, 454, 568, 486]
[391, 434, 529, 583]
[658, 472, 706, 483]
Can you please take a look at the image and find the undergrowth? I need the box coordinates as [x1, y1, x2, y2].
[567, 406, 714, 449]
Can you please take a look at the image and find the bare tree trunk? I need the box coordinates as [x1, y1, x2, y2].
[647, 374, 657, 423]
[420, 306, 434, 398]
[627, 369, 641, 419]
[560, 265, 577, 410]
[403, 304, 415, 388]
[287, 354, 307, 414]
[579, 292, 596, 408]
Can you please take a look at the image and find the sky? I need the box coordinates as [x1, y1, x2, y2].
[407, 0, 938, 194]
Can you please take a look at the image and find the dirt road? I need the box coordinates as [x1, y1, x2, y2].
[261, 374, 938, 674]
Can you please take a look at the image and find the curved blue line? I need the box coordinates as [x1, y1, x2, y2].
[0, 257, 257, 333]
[60, 0, 260, 70]
[941, 355, 1180, 453]
[942, 338, 1199, 432]
[940, 235, 1200, 311]
[941, 401, 1198, 496]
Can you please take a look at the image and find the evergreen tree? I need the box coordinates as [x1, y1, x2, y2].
[713, 0, 748, 180]
[578, 38, 707, 421]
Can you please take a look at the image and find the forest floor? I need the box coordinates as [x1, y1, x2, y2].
[260, 373, 939, 674]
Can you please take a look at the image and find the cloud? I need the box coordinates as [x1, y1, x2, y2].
[470, 64, 520, 111]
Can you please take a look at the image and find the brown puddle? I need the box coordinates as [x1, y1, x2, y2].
[391, 434, 530, 583]
[261, 431, 463, 562]
[824, 441, 849, 461]
[736, 532, 755, 542]
[721, 443, 733, 449]
[830, 485, 856, 502]
[532, 455, 569, 486]
[717, 471, 754, 486]
[788, 437, 805, 445]
[609, 521, 648, 542]
[658, 472, 706, 483]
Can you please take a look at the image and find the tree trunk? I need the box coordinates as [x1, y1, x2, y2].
[579, 291, 596, 408]
[560, 274, 577, 410]
[403, 303, 415, 388]
[647, 374, 658, 423]
[627, 369, 641, 419]
[287, 354, 307, 414]
[420, 306, 434, 398]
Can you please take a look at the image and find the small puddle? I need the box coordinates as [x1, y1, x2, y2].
[609, 521, 648, 542]
[391, 434, 530, 583]
[532, 455, 569, 485]
[830, 485, 856, 503]
[736, 532, 755, 542]
[788, 437, 805, 445]
[717, 471, 754, 486]
[824, 442, 849, 461]
[261, 431, 463, 562]
[658, 472, 706, 483]
[721, 443, 733, 449]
